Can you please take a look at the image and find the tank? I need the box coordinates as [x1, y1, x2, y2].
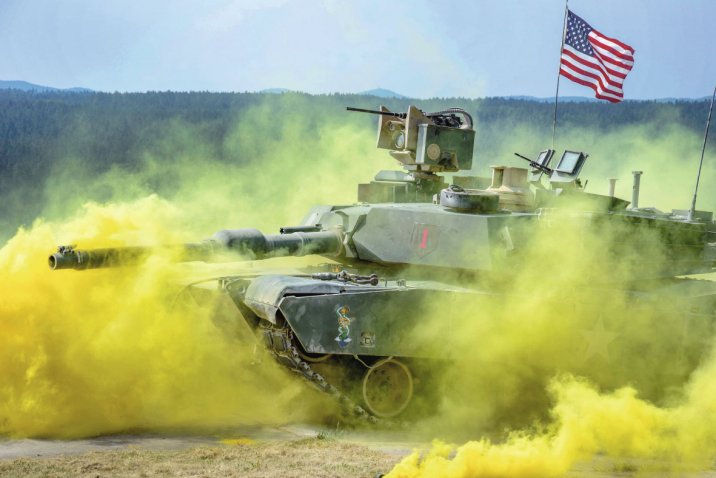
[49, 105, 716, 420]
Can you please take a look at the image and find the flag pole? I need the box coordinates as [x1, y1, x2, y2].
[551, 0, 569, 150]
[688, 85, 716, 222]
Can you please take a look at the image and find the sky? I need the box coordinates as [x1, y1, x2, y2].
[0, 0, 713, 99]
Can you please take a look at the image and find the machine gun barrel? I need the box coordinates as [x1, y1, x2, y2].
[513, 152, 554, 175]
[346, 107, 407, 119]
[49, 228, 344, 270]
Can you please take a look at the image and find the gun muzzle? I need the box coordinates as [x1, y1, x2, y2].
[49, 245, 156, 270]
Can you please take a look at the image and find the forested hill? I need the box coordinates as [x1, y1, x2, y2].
[0, 90, 712, 238]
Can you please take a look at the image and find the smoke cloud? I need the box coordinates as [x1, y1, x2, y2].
[0, 95, 383, 438]
[386, 128, 716, 475]
[1, 94, 715, 478]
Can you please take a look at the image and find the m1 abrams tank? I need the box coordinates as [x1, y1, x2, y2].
[49, 105, 716, 420]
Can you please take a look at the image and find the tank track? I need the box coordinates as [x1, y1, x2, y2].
[262, 325, 380, 424]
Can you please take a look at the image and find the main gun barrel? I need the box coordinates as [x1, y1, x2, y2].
[49, 228, 343, 270]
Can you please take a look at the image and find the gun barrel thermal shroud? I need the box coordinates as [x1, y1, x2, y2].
[49, 228, 344, 270]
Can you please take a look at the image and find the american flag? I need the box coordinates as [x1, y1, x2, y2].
[560, 10, 635, 103]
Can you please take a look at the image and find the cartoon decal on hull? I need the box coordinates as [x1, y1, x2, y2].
[335, 305, 353, 348]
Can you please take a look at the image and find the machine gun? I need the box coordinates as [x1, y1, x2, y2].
[347, 105, 476, 174]
[49, 228, 343, 270]
[346, 106, 473, 129]
[514, 151, 554, 175]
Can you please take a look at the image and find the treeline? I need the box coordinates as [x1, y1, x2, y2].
[0, 90, 712, 235]
[0, 90, 711, 176]
[0, 90, 710, 181]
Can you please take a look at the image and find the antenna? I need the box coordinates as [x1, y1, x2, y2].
[688, 86, 716, 222]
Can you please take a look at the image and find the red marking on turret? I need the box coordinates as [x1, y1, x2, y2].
[419, 228, 429, 249]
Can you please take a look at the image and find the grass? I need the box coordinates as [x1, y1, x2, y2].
[0, 438, 400, 478]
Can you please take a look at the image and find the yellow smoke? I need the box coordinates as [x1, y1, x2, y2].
[0, 97, 388, 438]
[40, 95, 385, 233]
[388, 368, 716, 477]
[483, 120, 715, 213]
[387, 196, 716, 475]
[2, 93, 715, 477]
[0, 197, 328, 438]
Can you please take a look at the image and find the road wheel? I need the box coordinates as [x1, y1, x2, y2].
[361, 358, 413, 418]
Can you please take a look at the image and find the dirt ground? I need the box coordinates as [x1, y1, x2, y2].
[0, 425, 409, 478]
[0, 438, 399, 478]
[2, 425, 716, 478]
